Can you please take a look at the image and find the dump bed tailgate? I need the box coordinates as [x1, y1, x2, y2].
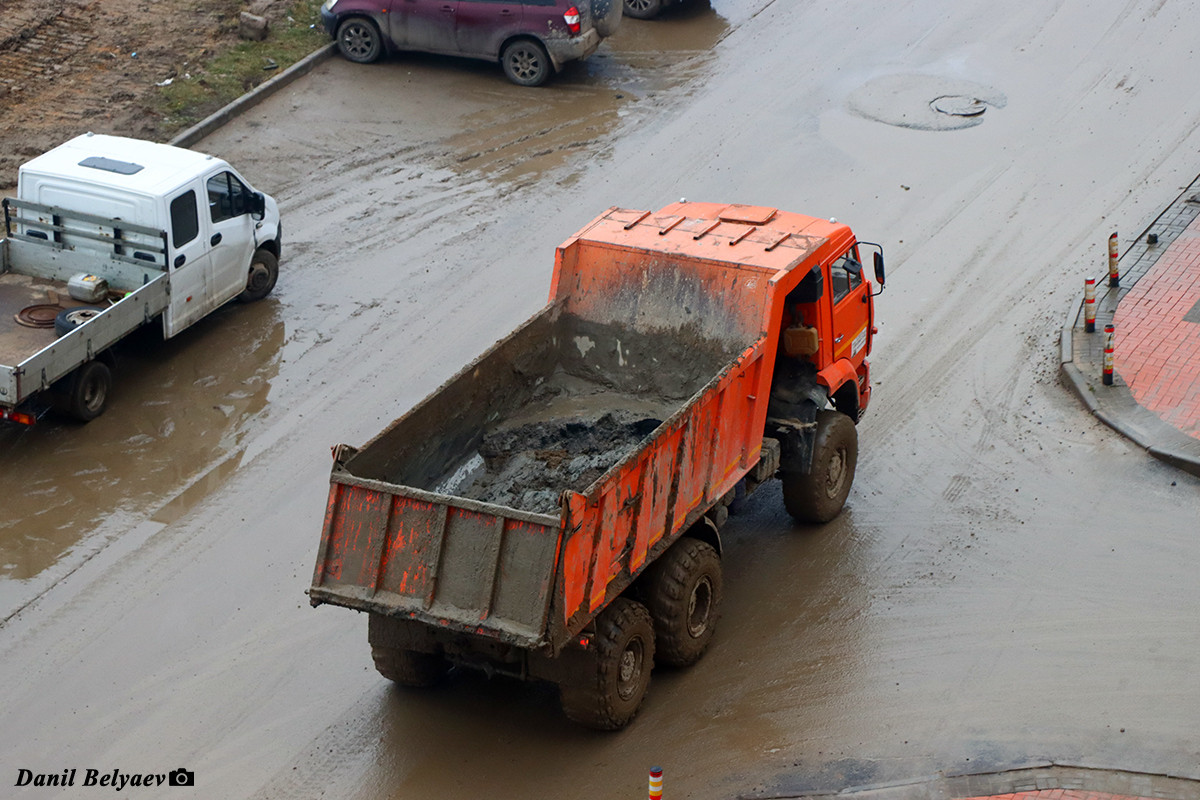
[312, 475, 562, 648]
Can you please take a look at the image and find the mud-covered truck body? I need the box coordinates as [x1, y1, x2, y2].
[0, 133, 281, 424]
[310, 202, 884, 728]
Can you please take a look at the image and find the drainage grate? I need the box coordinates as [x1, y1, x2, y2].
[931, 95, 988, 117]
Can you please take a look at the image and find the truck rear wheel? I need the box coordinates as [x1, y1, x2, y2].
[67, 360, 111, 422]
[370, 645, 447, 688]
[559, 597, 655, 730]
[642, 537, 721, 667]
[781, 409, 857, 523]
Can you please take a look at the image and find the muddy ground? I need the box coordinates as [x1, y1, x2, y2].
[2, 1, 1200, 799]
[0, 0, 297, 194]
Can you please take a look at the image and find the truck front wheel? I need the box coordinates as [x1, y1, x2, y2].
[370, 645, 447, 688]
[559, 597, 655, 730]
[642, 537, 721, 667]
[237, 249, 279, 303]
[67, 360, 112, 422]
[781, 409, 857, 523]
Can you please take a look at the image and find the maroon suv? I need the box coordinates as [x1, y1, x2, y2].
[320, 0, 622, 86]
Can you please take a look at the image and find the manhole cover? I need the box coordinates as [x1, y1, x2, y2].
[14, 304, 63, 328]
[932, 95, 987, 117]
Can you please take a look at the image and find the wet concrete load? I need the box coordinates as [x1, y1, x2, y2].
[345, 304, 732, 516]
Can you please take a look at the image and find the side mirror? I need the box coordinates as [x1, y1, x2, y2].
[873, 251, 885, 287]
[250, 192, 266, 221]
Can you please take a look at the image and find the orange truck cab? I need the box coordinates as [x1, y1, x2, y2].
[309, 203, 885, 729]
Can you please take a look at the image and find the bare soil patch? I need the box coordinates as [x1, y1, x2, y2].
[0, 0, 323, 195]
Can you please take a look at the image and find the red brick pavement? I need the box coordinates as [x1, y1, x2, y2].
[958, 792, 1153, 800]
[1113, 213, 1200, 439]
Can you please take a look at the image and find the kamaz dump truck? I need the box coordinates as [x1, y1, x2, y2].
[309, 202, 885, 729]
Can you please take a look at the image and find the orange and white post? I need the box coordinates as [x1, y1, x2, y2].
[1108, 231, 1120, 287]
[1084, 277, 1096, 333]
[1103, 324, 1116, 385]
[649, 767, 663, 800]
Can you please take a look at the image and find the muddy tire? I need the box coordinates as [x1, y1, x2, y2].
[67, 360, 111, 422]
[501, 39, 551, 87]
[336, 17, 383, 64]
[642, 537, 721, 667]
[370, 645, 447, 688]
[237, 249, 278, 303]
[781, 410, 857, 523]
[559, 597, 655, 730]
[623, 0, 663, 19]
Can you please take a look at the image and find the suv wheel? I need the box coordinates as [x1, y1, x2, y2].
[501, 39, 551, 87]
[337, 17, 383, 64]
[624, 0, 663, 20]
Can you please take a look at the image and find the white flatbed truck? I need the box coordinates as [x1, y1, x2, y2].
[0, 133, 282, 424]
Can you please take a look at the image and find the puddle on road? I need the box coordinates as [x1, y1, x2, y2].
[0, 301, 283, 584]
[439, 1, 730, 182]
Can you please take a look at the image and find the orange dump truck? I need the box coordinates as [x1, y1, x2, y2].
[309, 202, 885, 729]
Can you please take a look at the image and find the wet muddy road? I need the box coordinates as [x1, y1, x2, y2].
[4, 0, 1200, 797]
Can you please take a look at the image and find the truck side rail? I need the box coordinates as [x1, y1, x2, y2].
[3, 198, 169, 273]
[552, 336, 768, 648]
[0, 272, 169, 406]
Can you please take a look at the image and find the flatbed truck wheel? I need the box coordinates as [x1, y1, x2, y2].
[237, 249, 279, 303]
[781, 409, 857, 523]
[642, 537, 722, 667]
[67, 360, 111, 422]
[370, 645, 447, 688]
[559, 597, 655, 730]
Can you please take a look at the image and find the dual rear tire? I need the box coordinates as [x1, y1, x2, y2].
[559, 537, 722, 729]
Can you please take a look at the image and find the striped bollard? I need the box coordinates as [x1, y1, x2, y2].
[1108, 232, 1120, 287]
[1084, 277, 1096, 333]
[1103, 324, 1115, 385]
[649, 767, 663, 800]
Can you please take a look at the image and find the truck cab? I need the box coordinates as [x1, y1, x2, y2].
[17, 133, 282, 337]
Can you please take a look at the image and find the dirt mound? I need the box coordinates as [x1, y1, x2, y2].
[451, 411, 663, 515]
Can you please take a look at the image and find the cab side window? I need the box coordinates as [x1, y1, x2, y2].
[170, 190, 199, 249]
[206, 171, 250, 222]
[829, 249, 863, 304]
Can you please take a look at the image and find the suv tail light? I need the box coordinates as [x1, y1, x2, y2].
[564, 6, 581, 35]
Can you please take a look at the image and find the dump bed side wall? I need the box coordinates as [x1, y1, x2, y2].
[546, 232, 787, 645]
[554, 340, 767, 642]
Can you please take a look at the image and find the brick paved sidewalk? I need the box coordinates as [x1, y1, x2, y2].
[1060, 173, 1200, 477]
[1113, 215, 1200, 439]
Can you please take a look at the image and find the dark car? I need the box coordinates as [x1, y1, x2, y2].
[320, 0, 622, 86]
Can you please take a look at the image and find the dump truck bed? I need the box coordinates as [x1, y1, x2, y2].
[310, 302, 768, 652]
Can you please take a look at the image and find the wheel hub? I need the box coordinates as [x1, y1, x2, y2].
[825, 447, 846, 497]
[687, 577, 713, 638]
[247, 262, 271, 292]
[617, 638, 643, 700]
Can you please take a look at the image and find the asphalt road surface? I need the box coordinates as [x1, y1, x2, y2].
[3, 1, 1200, 798]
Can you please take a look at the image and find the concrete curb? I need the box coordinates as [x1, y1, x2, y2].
[747, 763, 1200, 800]
[169, 42, 337, 149]
[1058, 172, 1200, 480]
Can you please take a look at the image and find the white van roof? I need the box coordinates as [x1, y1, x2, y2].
[18, 133, 225, 197]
